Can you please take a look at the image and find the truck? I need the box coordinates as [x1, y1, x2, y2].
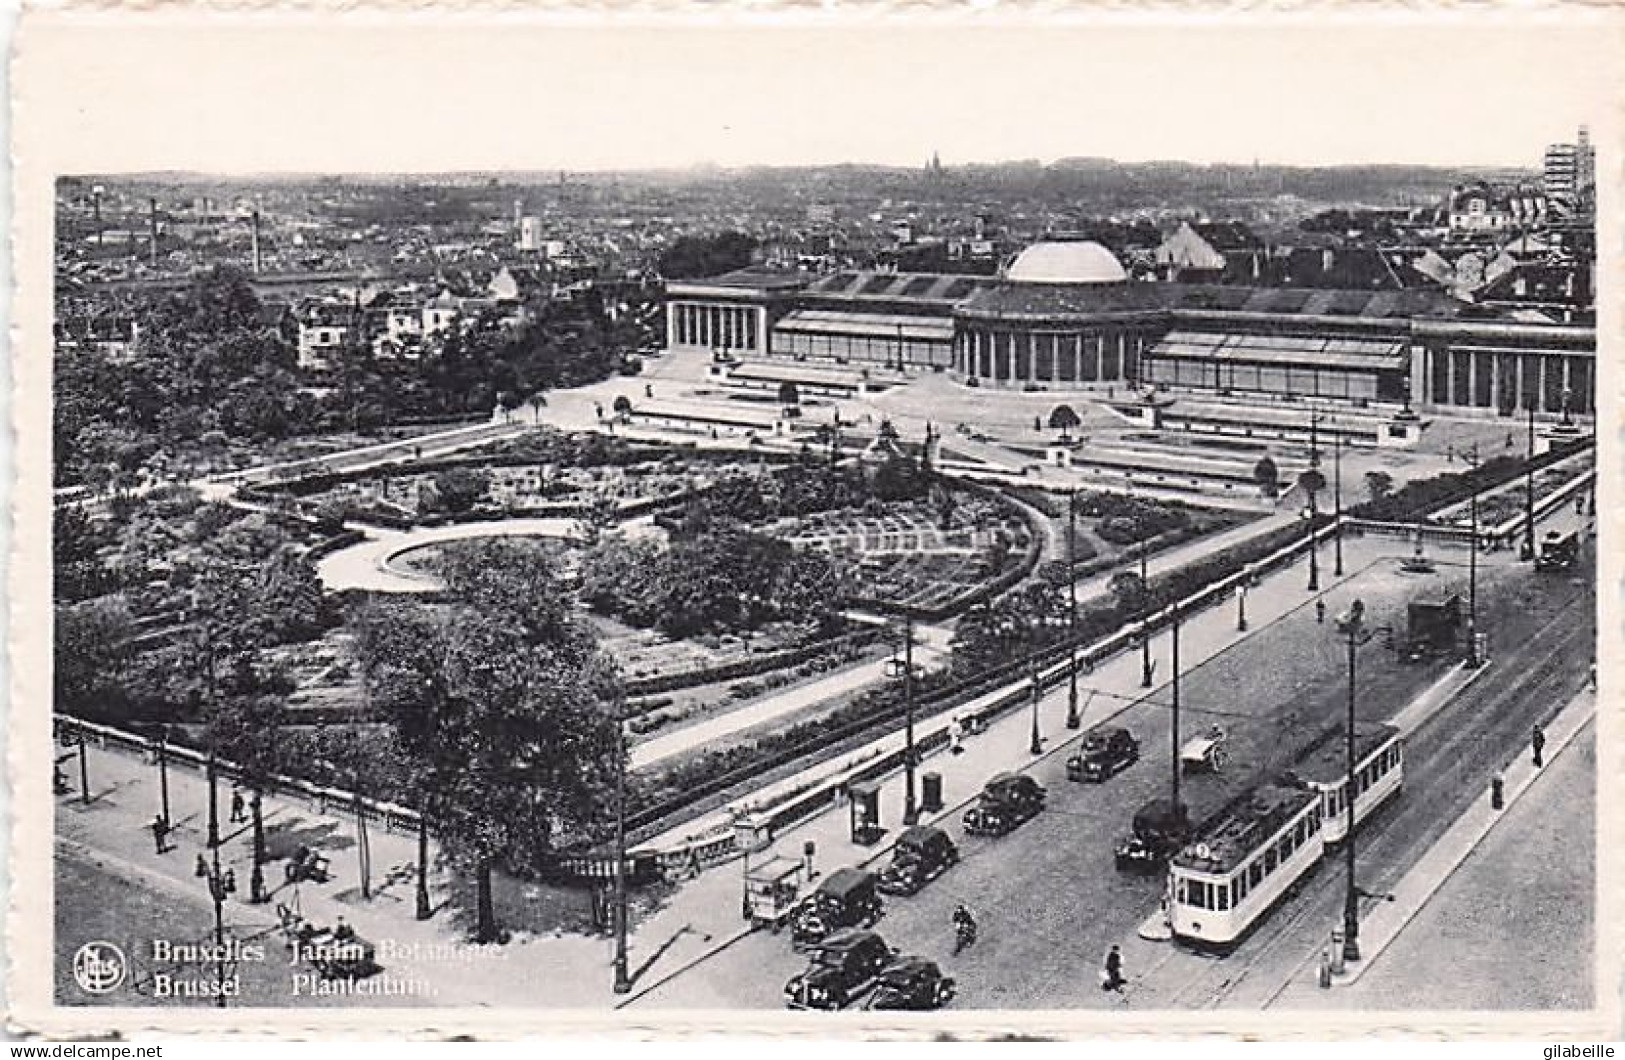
[1401, 592, 1462, 661]
[1535, 529, 1579, 572]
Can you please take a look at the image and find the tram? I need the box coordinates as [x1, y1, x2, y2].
[1294, 723, 1404, 845]
[1167, 724, 1405, 950]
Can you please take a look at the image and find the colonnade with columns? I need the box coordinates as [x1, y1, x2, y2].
[1410, 342, 1595, 415]
[666, 300, 768, 355]
[953, 324, 1150, 386]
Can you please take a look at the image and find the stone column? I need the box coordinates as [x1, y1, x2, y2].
[1446, 348, 1458, 406]
[1537, 354, 1548, 411]
[1490, 353, 1501, 412]
[1409, 343, 1427, 407]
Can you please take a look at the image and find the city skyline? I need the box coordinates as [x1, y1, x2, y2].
[17, 16, 1617, 176]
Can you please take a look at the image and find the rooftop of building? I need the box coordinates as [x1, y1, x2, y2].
[1005, 240, 1129, 284]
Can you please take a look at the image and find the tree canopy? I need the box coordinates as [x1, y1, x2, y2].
[351, 539, 622, 942]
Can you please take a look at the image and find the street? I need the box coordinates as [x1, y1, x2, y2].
[629, 532, 1592, 1009]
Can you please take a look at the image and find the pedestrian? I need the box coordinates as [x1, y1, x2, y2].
[230, 788, 246, 824]
[1532, 724, 1546, 768]
[1315, 599, 1326, 624]
[1505, 431, 1514, 449]
[1102, 944, 1125, 992]
[948, 718, 964, 756]
[151, 814, 169, 855]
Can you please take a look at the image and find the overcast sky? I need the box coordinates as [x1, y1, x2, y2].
[16, 13, 1621, 174]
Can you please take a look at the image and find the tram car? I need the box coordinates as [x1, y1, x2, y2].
[1290, 722, 1404, 845]
[1167, 781, 1325, 951]
[1168, 725, 1406, 951]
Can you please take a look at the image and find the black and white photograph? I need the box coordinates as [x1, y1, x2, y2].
[9, 7, 1620, 1037]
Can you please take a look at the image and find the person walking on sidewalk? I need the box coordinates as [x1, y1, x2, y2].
[150, 814, 170, 855]
[1532, 724, 1546, 768]
[230, 787, 247, 824]
[1101, 945, 1125, 992]
[1315, 599, 1326, 625]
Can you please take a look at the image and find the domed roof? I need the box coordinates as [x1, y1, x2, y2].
[1006, 241, 1128, 285]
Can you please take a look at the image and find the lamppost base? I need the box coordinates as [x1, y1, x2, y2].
[613, 972, 633, 995]
[1341, 938, 1361, 964]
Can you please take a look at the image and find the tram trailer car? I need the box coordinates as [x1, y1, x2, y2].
[1168, 782, 1324, 952]
[1290, 722, 1404, 845]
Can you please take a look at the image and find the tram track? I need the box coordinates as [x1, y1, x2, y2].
[1194, 577, 1593, 1009]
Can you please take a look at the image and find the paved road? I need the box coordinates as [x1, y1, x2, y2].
[629, 542, 1591, 1010]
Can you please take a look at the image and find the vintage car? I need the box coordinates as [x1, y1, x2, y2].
[876, 826, 960, 897]
[783, 929, 897, 1010]
[1066, 726, 1140, 783]
[1114, 797, 1191, 873]
[790, 867, 884, 948]
[864, 957, 957, 1010]
[962, 772, 1047, 837]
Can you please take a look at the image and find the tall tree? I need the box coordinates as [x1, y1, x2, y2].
[353, 542, 621, 943]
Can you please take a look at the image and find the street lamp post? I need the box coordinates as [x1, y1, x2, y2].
[1170, 600, 1183, 819]
[1333, 599, 1384, 964]
[1066, 489, 1082, 730]
[1237, 569, 1250, 632]
[612, 697, 632, 995]
[1307, 411, 1321, 592]
[76, 729, 91, 806]
[1139, 543, 1154, 688]
[1029, 657, 1044, 756]
[888, 618, 922, 824]
[249, 791, 267, 904]
[1333, 429, 1344, 578]
[1523, 402, 1537, 560]
[1466, 444, 1481, 667]
[156, 728, 171, 826]
[202, 753, 231, 1008]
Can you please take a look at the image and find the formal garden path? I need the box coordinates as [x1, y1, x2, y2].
[315, 517, 585, 593]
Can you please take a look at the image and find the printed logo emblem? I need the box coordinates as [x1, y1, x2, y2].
[72, 940, 127, 995]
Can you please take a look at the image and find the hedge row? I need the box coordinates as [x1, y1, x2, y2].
[623, 625, 886, 698]
[1350, 440, 1587, 524]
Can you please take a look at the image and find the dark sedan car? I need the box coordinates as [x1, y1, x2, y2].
[1067, 726, 1140, 783]
[962, 772, 1046, 837]
[864, 957, 957, 1010]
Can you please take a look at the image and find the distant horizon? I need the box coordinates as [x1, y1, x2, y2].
[65, 156, 1545, 184]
